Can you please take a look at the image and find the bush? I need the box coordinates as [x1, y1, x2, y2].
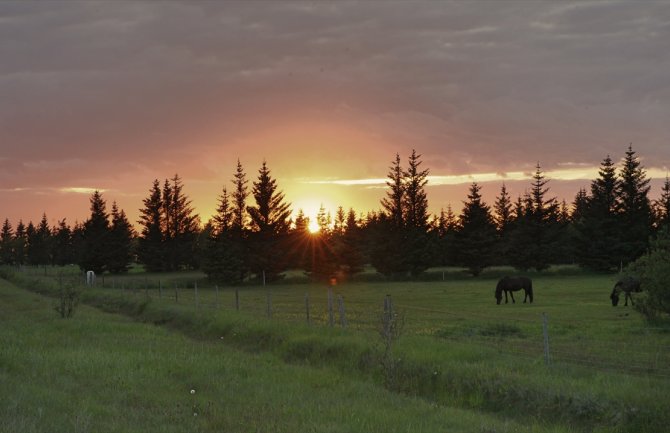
[55, 284, 80, 318]
[628, 228, 670, 321]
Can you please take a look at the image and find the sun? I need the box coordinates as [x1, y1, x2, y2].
[308, 219, 320, 234]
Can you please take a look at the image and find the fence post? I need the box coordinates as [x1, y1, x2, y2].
[542, 312, 551, 365]
[195, 281, 199, 309]
[235, 287, 240, 311]
[327, 289, 334, 327]
[338, 295, 347, 328]
[305, 292, 310, 325]
[215, 285, 219, 309]
[383, 294, 394, 337]
[266, 290, 272, 318]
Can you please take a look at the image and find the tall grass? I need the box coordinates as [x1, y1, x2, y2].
[2, 266, 669, 432]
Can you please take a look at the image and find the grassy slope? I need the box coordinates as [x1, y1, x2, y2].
[3, 267, 669, 432]
[0, 278, 568, 433]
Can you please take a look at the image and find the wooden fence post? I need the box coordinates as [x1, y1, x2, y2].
[327, 289, 334, 327]
[338, 295, 347, 328]
[195, 281, 199, 309]
[305, 292, 310, 325]
[542, 312, 551, 365]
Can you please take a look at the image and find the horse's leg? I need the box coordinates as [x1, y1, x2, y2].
[504, 290, 508, 304]
[510, 291, 515, 304]
[523, 289, 527, 303]
[625, 292, 631, 306]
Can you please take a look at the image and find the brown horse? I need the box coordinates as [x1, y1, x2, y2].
[495, 276, 533, 305]
[610, 276, 641, 306]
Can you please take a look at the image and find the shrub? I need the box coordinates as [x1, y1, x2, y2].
[55, 284, 80, 318]
[628, 228, 670, 321]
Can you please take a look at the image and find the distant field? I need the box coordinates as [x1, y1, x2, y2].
[3, 265, 670, 432]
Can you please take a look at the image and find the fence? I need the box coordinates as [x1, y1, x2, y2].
[10, 265, 670, 379]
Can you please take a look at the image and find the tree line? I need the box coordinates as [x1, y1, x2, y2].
[1, 146, 669, 281]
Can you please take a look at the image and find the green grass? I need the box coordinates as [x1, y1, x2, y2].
[3, 265, 670, 432]
[1, 277, 570, 433]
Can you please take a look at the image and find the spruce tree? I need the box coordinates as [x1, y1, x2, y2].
[80, 191, 110, 274]
[381, 153, 405, 228]
[656, 176, 670, 230]
[618, 145, 652, 264]
[137, 180, 165, 272]
[203, 188, 244, 283]
[230, 160, 251, 281]
[453, 183, 497, 276]
[52, 219, 73, 267]
[0, 219, 13, 265]
[493, 183, 513, 264]
[338, 208, 365, 279]
[574, 155, 622, 271]
[25, 222, 37, 266]
[13, 220, 27, 266]
[403, 150, 432, 276]
[108, 202, 135, 273]
[508, 164, 562, 271]
[163, 174, 200, 271]
[246, 161, 292, 282]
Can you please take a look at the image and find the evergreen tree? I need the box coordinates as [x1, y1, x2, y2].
[108, 202, 135, 273]
[508, 164, 562, 271]
[246, 161, 292, 282]
[137, 180, 165, 272]
[203, 188, 244, 283]
[338, 208, 365, 279]
[381, 153, 405, 228]
[304, 204, 338, 282]
[571, 188, 589, 223]
[52, 219, 74, 267]
[80, 191, 110, 274]
[25, 222, 37, 266]
[402, 150, 432, 276]
[13, 220, 27, 266]
[27, 213, 52, 266]
[493, 183, 513, 264]
[574, 155, 622, 271]
[163, 174, 200, 271]
[0, 219, 13, 265]
[453, 183, 497, 276]
[230, 160, 251, 281]
[618, 144, 653, 264]
[656, 176, 670, 230]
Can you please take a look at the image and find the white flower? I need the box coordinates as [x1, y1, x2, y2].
[190, 389, 196, 395]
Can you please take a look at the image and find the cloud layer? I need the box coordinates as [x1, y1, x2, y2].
[1, 1, 669, 223]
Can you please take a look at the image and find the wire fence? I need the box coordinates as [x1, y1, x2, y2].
[9, 265, 670, 379]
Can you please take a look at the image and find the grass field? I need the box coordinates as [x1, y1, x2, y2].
[2, 265, 669, 432]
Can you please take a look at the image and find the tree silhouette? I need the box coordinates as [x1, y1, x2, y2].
[247, 161, 292, 282]
[618, 144, 652, 264]
[0, 219, 13, 265]
[137, 180, 164, 272]
[454, 183, 497, 276]
[108, 202, 135, 273]
[80, 191, 110, 273]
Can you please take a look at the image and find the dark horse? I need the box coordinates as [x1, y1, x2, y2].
[495, 276, 533, 305]
[610, 276, 641, 306]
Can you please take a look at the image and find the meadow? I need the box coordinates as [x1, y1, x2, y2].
[1, 265, 669, 432]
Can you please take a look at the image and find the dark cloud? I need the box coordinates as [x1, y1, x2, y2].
[1, 0, 669, 222]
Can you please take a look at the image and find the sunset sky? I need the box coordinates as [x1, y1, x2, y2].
[1, 1, 669, 228]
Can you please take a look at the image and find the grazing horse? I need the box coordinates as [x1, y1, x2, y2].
[495, 276, 533, 305]
[610, 276, 641, 306]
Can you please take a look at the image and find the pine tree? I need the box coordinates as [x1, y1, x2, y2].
[13, 220, 27, 266]
[246, 161, 292, 282]
[493, 183, 513, 264]
[574, 155, 622, 271]
[381, 153, 404, 228]
[0, 219, 13, 265]
[25, 222, 37, 266]
[656, 176, 670, 230]
[402, 150, 432, 276]
[453, 183, 497, 276]
[108, 202, 135, 273]
[508, 164, 562, 271]
[137, 180, 165, 272]
[231, 159, 249, 231]
[80, 191, 110, 273]
[571, 188, 589, 223]
[163, 174, 200, 271]
[203, 188, 244, 283]
[618, 144, 652, 264]
[338, 208, 365, 279]
[52, 219, 73, 267]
